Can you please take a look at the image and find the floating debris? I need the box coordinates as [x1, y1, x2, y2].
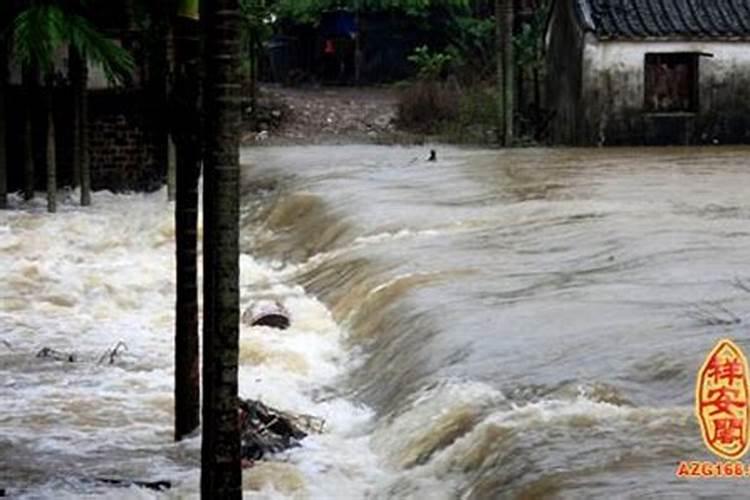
[93, 478, 171, 491]
[733, 276, 750, 294]
[687, 302, 742, 326]
[35, 347, 76, 363]
[98, 341, 128, 365]
[239, 398, 324, 462]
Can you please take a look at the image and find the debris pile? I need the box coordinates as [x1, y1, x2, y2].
[239, 398, 325, 462]
[27, 342, 129, 365]
[35, 347, 76, 363]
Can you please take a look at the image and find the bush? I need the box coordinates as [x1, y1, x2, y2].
[396, 80, 460, 134]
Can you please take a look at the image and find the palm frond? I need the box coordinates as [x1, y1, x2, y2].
[12, 4, 134, 85]
[65, 13, 134, 84]
[12, 5, 67, 71]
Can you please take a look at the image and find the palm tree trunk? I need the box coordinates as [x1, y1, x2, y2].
[167, 5, 178, 202]
[0, 44, 7, 209]
[247, 33, 256, 123]
[80, 60, 91, 206]
[201, 0, 242, 497]
[495, 0, 505, 144]
[149, 2, 171, 195]
[502, 0, 514, 145]
[69, 46, 83, 189]
[45, 79, 56, 213]
[173, 13, 201, 442]
[22, 65, 37, 201]
[167, 135, 177, 201]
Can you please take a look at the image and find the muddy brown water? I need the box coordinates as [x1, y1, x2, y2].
[241, 145, 750, 498]
[2, 145, 750, 498]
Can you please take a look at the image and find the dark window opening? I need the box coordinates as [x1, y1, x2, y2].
[644, 53, 699, 113]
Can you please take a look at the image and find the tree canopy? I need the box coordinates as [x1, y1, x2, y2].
[274, 0, 471, 22]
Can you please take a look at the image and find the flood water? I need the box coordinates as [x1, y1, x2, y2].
[2, 145, 750, 498]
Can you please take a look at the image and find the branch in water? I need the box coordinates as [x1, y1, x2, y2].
[733, 276, 750, 294]
[98, 341, 128, 365]
[686, 301, 742, 326]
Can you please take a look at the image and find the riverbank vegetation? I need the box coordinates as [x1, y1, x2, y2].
[396, 1, 549, 145]
[257, 0, 550, 145]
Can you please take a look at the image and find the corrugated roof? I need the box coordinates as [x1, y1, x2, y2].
[575, 0, 750, 39]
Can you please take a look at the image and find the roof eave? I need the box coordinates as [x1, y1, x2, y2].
[595, 35, 750, 43]
[573, 0, 597, 32]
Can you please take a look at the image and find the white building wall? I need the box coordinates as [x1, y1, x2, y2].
[578, 38, 750, 144]
[584, 39, 750, 109]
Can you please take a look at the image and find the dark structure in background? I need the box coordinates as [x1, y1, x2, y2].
[266, 9, 422, 85]
[3, 1, 163, 194]
[546, 0, 750, 145]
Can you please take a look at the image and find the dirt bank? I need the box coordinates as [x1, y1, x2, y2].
[243, 85, 413, 145]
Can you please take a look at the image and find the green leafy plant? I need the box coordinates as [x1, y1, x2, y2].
[444, 15, 495, 83]
[408, 45, 452, 80]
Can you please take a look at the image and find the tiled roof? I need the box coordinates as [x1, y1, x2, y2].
[575, 0, 750, 39]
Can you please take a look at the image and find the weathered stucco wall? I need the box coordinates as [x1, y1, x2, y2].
[581, 39, 750, 145]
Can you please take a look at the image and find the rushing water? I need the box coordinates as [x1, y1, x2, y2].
[2, 145, 750, 498]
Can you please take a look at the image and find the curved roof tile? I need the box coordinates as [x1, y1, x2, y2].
[579, 0, 750, 38]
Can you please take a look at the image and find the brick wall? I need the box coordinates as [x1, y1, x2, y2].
[89, 91, 164, 191]
[88, 90, 160, 191]
[5, 86, 163, 193]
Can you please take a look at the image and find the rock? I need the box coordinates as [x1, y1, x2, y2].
[242, 300, 290, 329]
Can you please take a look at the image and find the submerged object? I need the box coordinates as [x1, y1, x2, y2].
[239, 398, 324, 462]
[94, 478, 171, 492]
[242, 300, 291, 329]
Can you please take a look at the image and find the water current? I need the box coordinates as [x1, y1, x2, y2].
[2, 145, 750, 498]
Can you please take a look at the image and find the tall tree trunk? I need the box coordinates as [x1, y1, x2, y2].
[495, 0, 505, 145]
[173, 13, 201, 442]
[201, 0, 242, 497]
[69, 46, 83, 189]
[0, 43, 7, 209]
[80, 59, 91, 206]
[502, 0, 514, 145]
[166, 5, 178, 202]
[45, 79, 56, 213]
[354, 6, 361, 85]
[248, 33, 257, 124]
[533, 66, 541, 139]
[150, 2, 171, 194]
[167, 135, 177, 201]
[22, 65, 37, 201]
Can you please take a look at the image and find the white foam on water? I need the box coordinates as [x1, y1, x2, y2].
[368, 376, 690, 499]
[0, 190, 389, 499]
